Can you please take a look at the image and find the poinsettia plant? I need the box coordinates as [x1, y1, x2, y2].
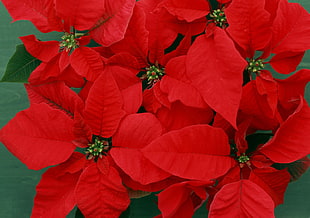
[1, 0, 310, 217]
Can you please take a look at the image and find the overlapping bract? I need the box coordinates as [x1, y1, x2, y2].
[1, 0, 310, 217]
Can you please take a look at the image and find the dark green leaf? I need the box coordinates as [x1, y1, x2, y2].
[75, 207, 84, 218]
[120, 206, 130, 218]
[1, 44, 41, 83]
[246, 132, 273, 154]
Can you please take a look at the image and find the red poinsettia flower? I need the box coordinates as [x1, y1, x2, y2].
[142, 95, 310, 216]
[224, 0, 310, 75]
[100, 5, 215, 131]
[30, 112, 172, 217]
[20, 34, 98, 86]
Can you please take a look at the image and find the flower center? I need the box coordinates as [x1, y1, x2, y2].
[86, 137, 111, 160]
[60, 33, 79, 52]
[238, 154, 250, 163]
[210, 9, 227, 27]
[146, 65, 165, 82]
[247, 59, 264, 73]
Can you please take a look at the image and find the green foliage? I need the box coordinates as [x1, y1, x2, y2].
[1, 44, 41, 83]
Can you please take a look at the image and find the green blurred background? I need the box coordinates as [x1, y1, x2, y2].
[0, 1, 309, 217]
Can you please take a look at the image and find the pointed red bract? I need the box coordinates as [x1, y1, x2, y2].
[225, 0, 272, 55]
[70, 47, 105, 81]
[269, 51, 305, 74]
[20, 35, 59, 62]
[156, 101, 214, 131]
[271, 0, 310, 53]
[54, 0, 105, 31]
[259, 98, 310, 163]
[31, 161, 82, 218]
[1, 0, 63, 32]
[160, 56, 208, 109]
[0, 103, 75, 170]
[249, 167, 290, 206]
[161, 0, 210, 22]
[143, 125, 235, 181]
[75, 163, 130, 218]
[25, 81, 84, 117]
[158, 181, 211, 218]
[186, 30, 247, 128]
[84, 71, 125, 137]
[90, 0, 136, 46]
[209, 180, 275, 218]
[111, 113, 171, 184]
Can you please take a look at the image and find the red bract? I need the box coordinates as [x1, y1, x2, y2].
[0, 103, 76, 170]
[259, 98, 310, 163]
[157, 180, 212, 218]
[31, 112, 171, 217]
[186, 26, 248, 128]
[209, 180, 275, 218]
[143, 125, 235, 181]
[2, 0, 136, 46]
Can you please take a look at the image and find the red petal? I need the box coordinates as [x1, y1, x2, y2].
[225, 0, 272, 55]
[25, 81, 84, 117]
[269, 51, 305, 74]
[271, 1, 310, 53]
[209, 180, 275, 218]
[54, 0, 106, 30]
[111, 113, 170, 184]
[259, 98, 310, 163]
[75, 164, 130, 217]
[162, 0, 210, 22]
[277, 69, 310, 111]
[28, 54, 61, 85]
[249, 167, 290, 206]
[0, 103, 75, 170]
[2, 0, 63, 32]
[113, 113, 162, 149]
[286, 156, 310, 181]
[186, 31, 247, 128]
[70, 47, 105, 81]
[90, 0, 136, 46]
[84, 71, 125, 137]
[110, 5, 149, 66]
[143, 125, 234, 181]
[158, 181, 211, 218]
[160, 56, 208, 109]
[20, 35, 59, 62]
[107, 65, 142, 114]
[31, 162, 82, 217]
[156, 101, 214, 131]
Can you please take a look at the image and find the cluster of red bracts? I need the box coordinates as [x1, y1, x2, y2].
[1, 0, 310, 217]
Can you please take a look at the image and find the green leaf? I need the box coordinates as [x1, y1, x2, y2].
[1, 44, 41, 83]
[120, 206, 131, 218]
[75, 207, 84, 218]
